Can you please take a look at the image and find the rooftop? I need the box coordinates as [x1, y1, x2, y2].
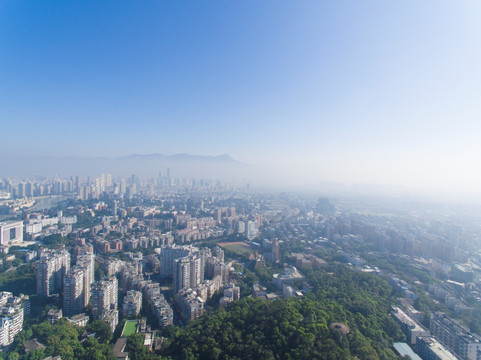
[418, 336, 460, 360]
[393, 342, 422, 360]
[0, 220, 23, 226]
[112, 337, 129, 360]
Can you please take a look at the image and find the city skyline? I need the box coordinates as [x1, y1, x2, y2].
[3, 2, 481, 355]
[1, 155, 481, 358]
[2, 1, 481, 191]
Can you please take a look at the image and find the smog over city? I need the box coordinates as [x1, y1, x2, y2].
[1, 2, 481, 360]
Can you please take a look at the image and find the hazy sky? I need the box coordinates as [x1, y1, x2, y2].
[1, 1, 481, 189]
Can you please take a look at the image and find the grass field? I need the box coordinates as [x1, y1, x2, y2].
[121, 320, 138, 337]
[218, 242, 251, 255]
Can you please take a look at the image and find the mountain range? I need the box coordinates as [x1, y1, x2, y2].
[0, 153, 250, 180]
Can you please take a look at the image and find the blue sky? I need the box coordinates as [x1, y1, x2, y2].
[1, 1, 481, 189]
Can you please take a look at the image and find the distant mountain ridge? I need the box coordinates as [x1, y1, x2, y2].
[0, 153, 247, 179]
[23, 153, 239, 162]
[120, 153, 240, 163]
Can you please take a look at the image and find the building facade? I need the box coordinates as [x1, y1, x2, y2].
[63, 267, 85, 316]
[0, 221, 23, 246]
[122, 290, 142, 318]
[36, 250, 71, 296]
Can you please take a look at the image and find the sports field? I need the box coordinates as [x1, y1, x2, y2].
[121, 320, 138, 337]
[218, 241, 251, 254]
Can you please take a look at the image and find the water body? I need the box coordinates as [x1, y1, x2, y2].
[32, 195, 73, 211]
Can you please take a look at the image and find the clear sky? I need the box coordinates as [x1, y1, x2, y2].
[1, 1, 481, 190]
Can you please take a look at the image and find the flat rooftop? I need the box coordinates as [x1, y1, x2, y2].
[393, 343, 422, 360]
[0, 220, 23, 226]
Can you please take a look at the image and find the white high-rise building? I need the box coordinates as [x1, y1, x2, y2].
[160, 245, 192, 276]
[63, 267, 85, 316]
[0, 221, 23, 246]
[0, 293, 29, 346]
[173, 254, 204, 293]
[36, 250, 70, 296]
[189, 255, 203, 289]
[91, 277, 118, 318]
[173, 257, 191, 293]
[119, 178, 127, 194]
[0, 318, 11, 347]
[77, 254, 95, 307]
[245, 221, 258, 240]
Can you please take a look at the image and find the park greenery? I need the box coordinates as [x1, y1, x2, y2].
[0, 264, 36, 295]
[2, 319, 115, 360]
[160, 265, 404, 360]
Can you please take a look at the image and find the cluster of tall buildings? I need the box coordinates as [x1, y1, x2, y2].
[2, 171, 237, 204]
[0, 292, 30, 347]
[32, 241, 235, 335]
[0, 178, 77, 199]
[35, 249, 97, 326]
[77, 174, 137, 201]
[55, 259, 118, 331]
[173, 254, 203, 293]
[160, 245, 230, 321]
[160, 245, 193, 276]
[62, 253, 95, 317]
[161, 245, 229, 295]
[102, 255, 173, 329]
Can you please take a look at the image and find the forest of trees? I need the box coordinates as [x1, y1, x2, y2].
[2, 319, 115, 360]
[2, 264, 404, 360]
[0, 264, 35, 296]
[160, 265, 404, 360]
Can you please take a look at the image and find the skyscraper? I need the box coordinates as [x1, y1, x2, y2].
[25, 182, 34, 197]
[77, 254, 95, 307]
[245, 221, 258, 240]
[189, 255, 203, 289]
[112, 200, 118, 219]
[160, 245, 192, 276]
[106, 173, 112, 187]
[173, 257, 191, 293]
[36, 250, 70, 296]
[63, 267, 85, 316]
[173, 254, 204, 293]
[91, 277, 118, 318]
[119, 178, 127, 194]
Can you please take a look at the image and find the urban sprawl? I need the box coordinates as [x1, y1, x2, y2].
[1, 172, 481, 360]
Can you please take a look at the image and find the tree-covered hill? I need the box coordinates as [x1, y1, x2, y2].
[161, 266, 404, 360]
